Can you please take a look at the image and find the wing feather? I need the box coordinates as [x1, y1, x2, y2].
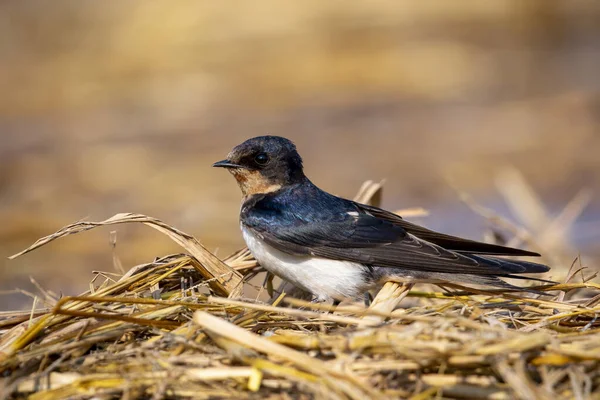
[357, 203, 541, 257]
[243, 193, 548, 277]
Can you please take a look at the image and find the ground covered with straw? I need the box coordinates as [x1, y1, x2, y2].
[1, 183, 599, 399]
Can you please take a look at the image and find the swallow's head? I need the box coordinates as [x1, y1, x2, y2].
[213, 136, 305, 196]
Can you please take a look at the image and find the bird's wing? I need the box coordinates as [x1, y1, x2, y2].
[356, 203, 540, 256]
[243, 198, 548, 276]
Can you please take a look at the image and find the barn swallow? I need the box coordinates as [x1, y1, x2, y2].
[213, 136, 550, 302]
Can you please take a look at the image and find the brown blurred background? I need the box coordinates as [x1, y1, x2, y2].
[1, 1, 599, 310]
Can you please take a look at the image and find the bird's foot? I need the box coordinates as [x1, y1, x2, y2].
[309, 296, 340, 314]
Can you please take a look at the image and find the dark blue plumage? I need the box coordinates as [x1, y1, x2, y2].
[242, 180, 547, 276]
[214, 136, 551, 301]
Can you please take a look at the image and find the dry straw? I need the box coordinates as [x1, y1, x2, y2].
[1, 177, 598, 399]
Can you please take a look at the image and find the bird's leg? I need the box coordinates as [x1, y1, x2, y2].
[263, 272, 275, 299]
[330, 299, 341, 314]
[364, 292, 373, 306]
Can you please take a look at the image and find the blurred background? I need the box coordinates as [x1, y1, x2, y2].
[1, 1, 599, 310]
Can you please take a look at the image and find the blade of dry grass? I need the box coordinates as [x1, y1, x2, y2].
[9, 213, 243, 297]
[1, 179, 598, 399]
[193, 311, 383, 400]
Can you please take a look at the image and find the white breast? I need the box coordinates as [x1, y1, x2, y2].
[241, 225, 368, 301]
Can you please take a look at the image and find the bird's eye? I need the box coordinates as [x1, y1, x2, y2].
[254, 153, 269, 165]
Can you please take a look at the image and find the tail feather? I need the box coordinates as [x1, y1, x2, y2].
[436, 274, 552, 296]
[375, 264, 552, 296]
[469, 254, 550, 275]
[499, 274, 556, 284]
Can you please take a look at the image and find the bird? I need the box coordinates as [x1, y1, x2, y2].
[213, 135, 550, 303]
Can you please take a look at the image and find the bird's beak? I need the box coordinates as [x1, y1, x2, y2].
[212, 159, 243, 169]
